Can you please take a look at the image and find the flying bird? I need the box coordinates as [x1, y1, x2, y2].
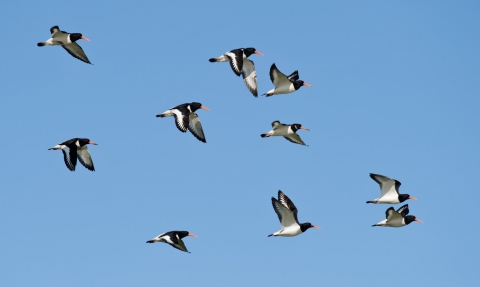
[269, 190, 319, 237]
[367, 173, 417, 204]
[146, 231, 197, 253]
[263, 63, 311, 97]
[37, 26, 92, 64]
[372, 204, 423, 227]
[156, 102, 209, 143]
[209, 47, 264, 97]
[48, 138, 97, 171]
[261, 121, 309, 146]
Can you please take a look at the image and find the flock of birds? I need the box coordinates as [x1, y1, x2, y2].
[39, 26, 423, 253]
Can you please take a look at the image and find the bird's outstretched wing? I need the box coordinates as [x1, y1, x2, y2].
[277, 190, 300, 224]
[226, 49, 244, 76]
[269, 64, 289, 87]
[188, 113, 206, 143]
[370, 173, 400, 197]
[77, 146, 95, 171]
[62, 43, 91, 64]
[283, 134, 307, 146]
[62, 146, 77, 171]
[287, 70, 299, 82]
[242, 59, 258, 97]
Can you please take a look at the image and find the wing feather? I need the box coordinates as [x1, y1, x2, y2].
[188, 113, 206, 143]
[226, 49, 243, 76]
[241, 59, 258, 97]
[278, 191, 299, 224]
[171, 109, 188, 132]
[77, 146, 95, 171]
[61, 146, 76, 171]
[271, 197, 297, 228]
[370, 173, 400, 197]
[283, 133, 307, 146]
[62, 43, 91, 64]
[269, 64, 289, 87]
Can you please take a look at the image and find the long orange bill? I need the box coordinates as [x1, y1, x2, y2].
[254, 51, 264, 56]
[303, 83, 312, 87]
[201, 106, 210, 111]
[415, 218, 424, 224]
[188, 233, 198, 238]
[300, 126, 310, 131]
[312, 225, 320, 229]
[88, 141, 98, 145]
[81, 36, 91, 41]
[409, 196, 417, 200]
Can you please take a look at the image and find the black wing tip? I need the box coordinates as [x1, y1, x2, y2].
[209, 58, 216, 62]
[268, 234, 273, 237]
[146, 240, 154, 243]
[371, 224, 377, 227]
[260, 134, 267, 138]
[156, 114, 164, 118]
[37, 42, 45, 47]
[366, 201, 373, 204]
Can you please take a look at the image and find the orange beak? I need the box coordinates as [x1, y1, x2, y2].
[88, 141, 97, 145]
[300, 126, 310, 131]
[312, 225, 320, 229]
[188, 233, 198, 238]
[414, 218, 424, 224]
[409, 196, 417, 200]
[303, 83, 312, 87]
[200, 106, 210, 111]
[81, 36, 91, 41]
[254, 51, 264, 56]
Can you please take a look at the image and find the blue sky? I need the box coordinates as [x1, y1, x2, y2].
[1, 1, 479, 286]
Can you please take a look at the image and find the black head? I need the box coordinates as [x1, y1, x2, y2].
[69, 33, 83, 42]
[292, 80, 312, 91]
[404, 215, 423, 225]
[243, 48, 257, 57]
[189, 102, 203, 112]
[243, 47, 263, 58]
[398, 194, 415, 203]
[189, 102, 209, 112]
[291, 124, 309, 133]
[78, 138, 97, 146]
[177, 231, 197, 238]
[293, 80, 305, 90]
[300, 222, 319, 233]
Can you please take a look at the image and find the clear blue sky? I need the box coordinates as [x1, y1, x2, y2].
[1, 1, 479, 286]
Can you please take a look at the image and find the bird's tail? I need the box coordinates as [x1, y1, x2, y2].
[48, 145, 62, 150]
[37, 42, 46, 47]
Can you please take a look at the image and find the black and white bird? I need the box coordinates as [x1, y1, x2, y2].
[263, 63, 311, 97]
[209, 47, 264, 97]
[367, 173, 417, 204]
[48, 138, 97, 171]
[146, 231, 197, 253]
[156, 102, 209, 143]
[269, 190, 319, 237]
[261, 121, 309, 146]
[37, 26, 92, 64]
[372, 204, 423, 227]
